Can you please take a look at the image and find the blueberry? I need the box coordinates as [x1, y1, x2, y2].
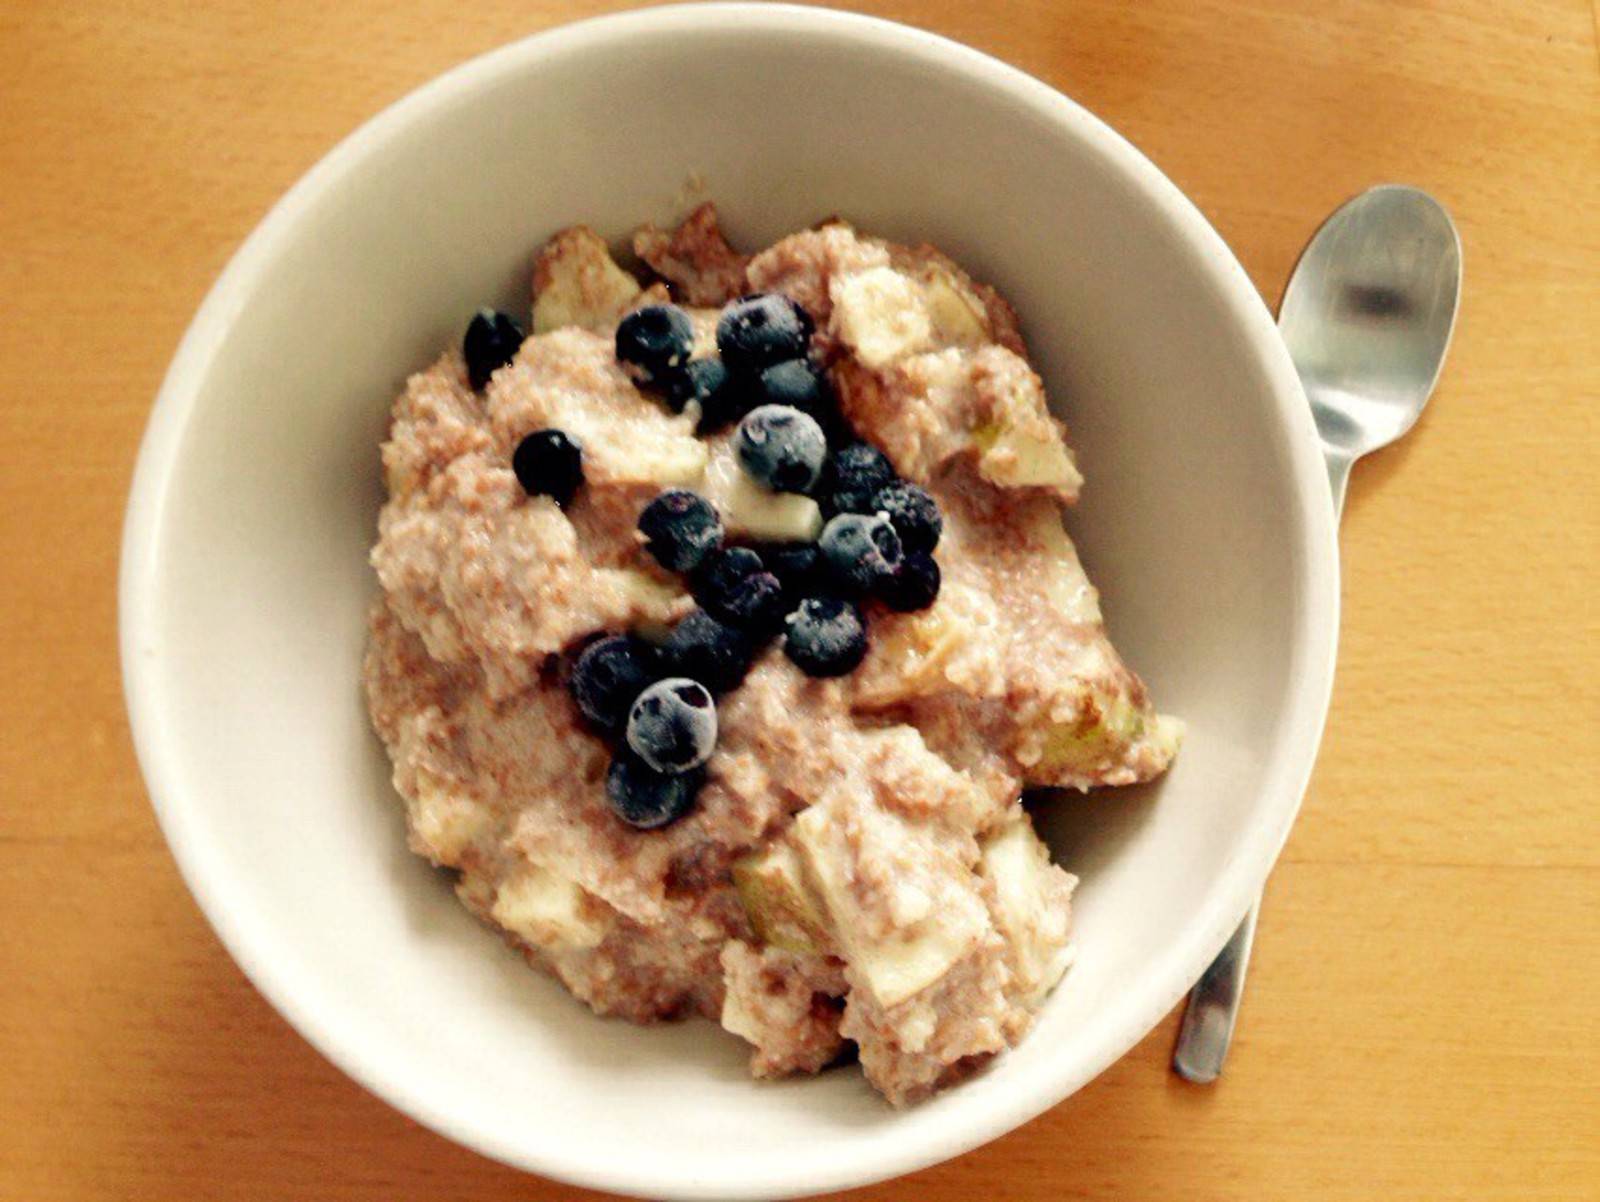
[825, 442, 897, 515]
[694, 545, 762, 599]
[569, 634, 659, 732]
[818, 511, 903, 595]
[626, 677, 718, 774]
[716, 294, 814, 374]
[512, 429, 584, 506]
[736, 405, 828, 494]
[661, 608, 756, 694]
[717, 571, 787, 635]
[756, 357, 825, 414]
[463, 308, 524, 392]
[760, 542, 826, 605]
[606, 752, 702, 829]
[872, 481, 942, 554]
[758, 359, 850, 446]
[693, 547, 786, 633]
[878, 551, 941, 612]
[639, 489, 723, 573]
[616, 304, 695, 387]
[667, 358, 743, 431]
[783, 597, 868, 678]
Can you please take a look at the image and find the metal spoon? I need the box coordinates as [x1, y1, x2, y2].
[1172, 185, 1462, 1083]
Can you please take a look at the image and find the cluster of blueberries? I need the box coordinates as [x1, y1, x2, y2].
[460, 294, 944, 829]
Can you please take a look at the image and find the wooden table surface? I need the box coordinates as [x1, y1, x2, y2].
[3, 1, 1597, 1198]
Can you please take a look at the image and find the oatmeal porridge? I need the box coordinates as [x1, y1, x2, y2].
[364, 203, 1181, 1104]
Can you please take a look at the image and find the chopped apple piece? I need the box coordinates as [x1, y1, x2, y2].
[406, 768, 493, 865]
[972, 418, 1083, 492]
[532, 226, 644, 334]
[979, 817, 1076, 1005]
[832, 266, 933, 368]
[732, 842, 833, 956]
[491, 862, 608, 951]
[702, 444, 823, 542]
[923, 275, 990, 347]
[1017, 503, 1103, 626]
[850, 591, 969, 707]
[595, 567, 685, 616]
[793, 802, 989, 1008]
[602, 433, 709, 489]
[1036, 686, 1146, 777]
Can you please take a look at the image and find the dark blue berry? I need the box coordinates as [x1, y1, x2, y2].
[878, 551, 941, 612]
[760, 542, 826, 606]
[513, 429, 584, 506]
[569, 635, 659, 732]
[626, 678, 718, 774]
[638, 489, 723, 572]
[825, 442, 897, 515]
[693, 547, 785, 632]
[661, 609, 756, 694]
[783, 597, 868, 678]
[463, 309, 524, 391]
[736, 404, 828, 494]
[694, 545, 761, 600]
[667, 358, 741, 430]
[616, 304, 695, 387]
[818, 511, 903, 595]
[873, 481, 942, 554]
[606, 752, 702, 829]
[716, 294, 814, 374]
[719, 571, 786, 632]
[757, 357, 827, 414]
[758, 358, 850, 446]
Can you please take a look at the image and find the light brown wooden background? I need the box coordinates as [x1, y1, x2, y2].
[3, 1, 1597, 1198]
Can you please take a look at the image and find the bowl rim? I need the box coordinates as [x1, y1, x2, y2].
[119, 5, 1340, 1197]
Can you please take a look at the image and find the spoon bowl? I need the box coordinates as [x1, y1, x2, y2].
[1279, 185, 1462, 505]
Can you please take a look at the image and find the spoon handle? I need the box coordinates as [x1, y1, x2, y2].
[1172, 900, 1258, 1082]
[1325, 447, 1352, 519]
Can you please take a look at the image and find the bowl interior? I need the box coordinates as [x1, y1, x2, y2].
[122, 8, 1335, 1199]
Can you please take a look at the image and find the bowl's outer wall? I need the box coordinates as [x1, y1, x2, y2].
[120, 7, 1337, 1199]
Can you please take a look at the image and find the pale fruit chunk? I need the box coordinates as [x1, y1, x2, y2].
[407, 768, 493, 865]
[702, 443, 823, 542]
[1020, 503, 1103, 626]
[1036, 687, 1145, 775]
[597, 568, 685, 615]
[532, 226, 644, 334]
[979, 817, 1076, 1005]
[491, 862, 609, 951]
[604, 433, 710, 489]
[972, 417, 1083, 493]
[924, 275, 990, 347]
[832, 266, 934, 368]
[720, 984, 762, 1046]
[849, 594, 969, 708]
[1148, 713, 1186, 760]
[966, 350, 1083, 495]
[793, 802, 989, 1008]
[732, 841, 833, 956]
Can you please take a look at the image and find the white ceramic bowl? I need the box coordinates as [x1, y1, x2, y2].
[120, 6, 1337, 1198]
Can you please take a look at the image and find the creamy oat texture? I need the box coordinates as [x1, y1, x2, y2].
[364, 203, 1181, 1104]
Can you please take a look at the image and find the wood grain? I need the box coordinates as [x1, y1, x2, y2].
[2, 1, 1596, 1198]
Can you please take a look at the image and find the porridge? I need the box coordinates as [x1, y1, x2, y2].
[364, 203, 1180, 1104]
